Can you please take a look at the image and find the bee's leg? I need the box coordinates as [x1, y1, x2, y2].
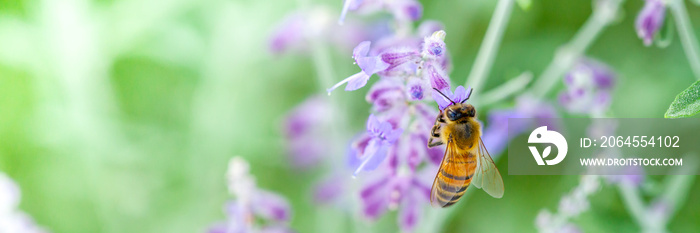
[428, 124, 444, 148]
[435, 113, 446, 123]
[430, 124, 440, 137]
[428, 137, 444, 148]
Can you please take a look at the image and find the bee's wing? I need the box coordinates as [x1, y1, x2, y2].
[471, 137, 504, 198]
[430, 135, 478, 208]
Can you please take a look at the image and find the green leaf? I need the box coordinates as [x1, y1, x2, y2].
[654, 11, 675, 48]
[665, 80, 700, 118]
[516, 0, 532, 11]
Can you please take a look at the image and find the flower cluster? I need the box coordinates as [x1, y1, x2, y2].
[0, 173, 47, 233]
[535, 175, 601, 233]
[208, 157, 294, 233]
[323, 11, 463, 230]
[635, 0, 666, 46]
[558, 58, 616, 116]
[269, 6, 382, 55]
[326, 27, 451, 95]
[283, 96, 333, 169]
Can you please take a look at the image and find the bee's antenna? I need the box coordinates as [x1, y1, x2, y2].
[433, 88, 455, 105]
[460, 88, 473, 103]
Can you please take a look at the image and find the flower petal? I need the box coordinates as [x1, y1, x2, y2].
[406, 78, 427, 101]
[251, 190, 292, 222]
[313, 175, 346, 205]
[353, 41, 371, 60]
[635, 0, 666, 46]
[346, 72, 371, 91]
[359, 174, 391, 219]
[397, 187, 422, 232]
[431, 89, 452, 110]
[366, 79, 405, 112]
[424, 63, 451, 93]
[356, 56, 390, 75]
[353, 140, 389, 176]
[452, 85, 467, 103]
[327, 71, 370, 94]
[269, 13, 305, 54]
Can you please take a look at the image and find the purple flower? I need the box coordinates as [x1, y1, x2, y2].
[422, 30, 446, 60]
[283, 96, 332, 169]
[210, 157, 294, 233]
[635, 0, 666, 46]
[313, 174, 347, 205]
[390, 0, 423, 22]
[559, 58, 616, 115]
[355, 41, 391, 76]
[405, 78, 428, 101]
[327, 41, 421, 94]
[339, 0, 423, 25]
[365, 79, 405, 112]
[353, 115, 403, 177]
[430, 85, 472, 110]
[424, 62, 451, 93]
[358, 167, 432, 231]
[269, 12, 306, 54]
[270, 7, 377, 55]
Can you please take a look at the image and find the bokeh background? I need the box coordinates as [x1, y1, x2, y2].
[0, 0, 699, 232]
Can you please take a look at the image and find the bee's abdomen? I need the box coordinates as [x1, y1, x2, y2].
[432, 152, 476, 207]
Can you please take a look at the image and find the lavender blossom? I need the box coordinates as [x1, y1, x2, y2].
[421, 30, 446, 60]
[535, 176, 600, 233]
[209, 157, 294, 233]
[269, 7, 374, 55]
[360, 167, 437, 232]
[0, 173, 47, 233]
[430, 85, 472, 110]
[635, 0, 666, 46]
[558, 58, 616, 116]
[423, 63, 452, 95]
[327, 41, 421, 93]
[283, 96, 333, 169]
[366, 79, 406, 113]
[353, 115, 403, 177]
[339, 0, 423, 25]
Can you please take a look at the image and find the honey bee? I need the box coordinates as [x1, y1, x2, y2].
[427, 88, 504, 207]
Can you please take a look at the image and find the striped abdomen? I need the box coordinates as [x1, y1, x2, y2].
[431, 150, 477, 207]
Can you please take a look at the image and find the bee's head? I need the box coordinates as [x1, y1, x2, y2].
[445, 103, 475, 121]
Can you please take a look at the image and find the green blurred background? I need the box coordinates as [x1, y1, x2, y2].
[0, 0, 698, 232]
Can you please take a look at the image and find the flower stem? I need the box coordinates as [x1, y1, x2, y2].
[668, 0, 700, 80]
[617, 182, 648, 228]
[477, 71, 532, 106]
[617, 155, 698, 232]
[527, 0, 624, 99]
[466, 0, 515, 93]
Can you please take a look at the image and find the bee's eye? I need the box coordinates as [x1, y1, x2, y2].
[447, 110, 460, 120]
